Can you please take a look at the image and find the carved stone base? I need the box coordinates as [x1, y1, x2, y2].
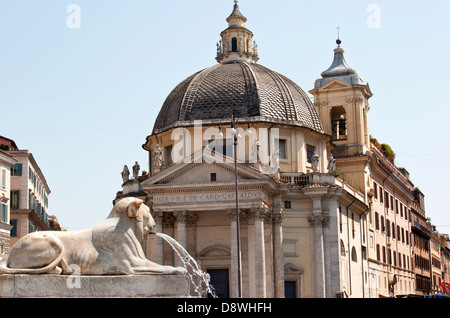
[122, 180, 143, 195]
[0, 274, 191, 298]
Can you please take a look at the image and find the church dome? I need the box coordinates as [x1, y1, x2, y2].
[152, 1, 323, 135]
[153, 61, 323, 134]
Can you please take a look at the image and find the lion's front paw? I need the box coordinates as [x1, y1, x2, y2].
[173, 266, 188, 275]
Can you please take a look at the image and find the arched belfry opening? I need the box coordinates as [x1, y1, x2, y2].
[331, 106, 347, 141]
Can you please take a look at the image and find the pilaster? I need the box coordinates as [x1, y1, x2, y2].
[272, 208, 285, 298]
[174, 211, 188, 268]
[251, 207, 268, 298]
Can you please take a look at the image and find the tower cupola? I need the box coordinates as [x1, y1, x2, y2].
[309, 38, 373, 157]
[314, 39, 366, 89]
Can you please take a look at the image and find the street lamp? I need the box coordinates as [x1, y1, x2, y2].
[218, 115, 252, 298]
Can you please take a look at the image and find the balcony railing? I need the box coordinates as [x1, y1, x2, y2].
[29, 205, 49, 227]
[280, 173, 313, 186]
[35, 208, 49, 227]
[280, 172, 365, 202]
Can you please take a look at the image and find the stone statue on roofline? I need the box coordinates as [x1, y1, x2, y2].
[328, 153, 336, 174]
[153, 144, 163, 168]
[121, 165, 130, 183]
[132, 161, 140, 180]
[312, 152, 319, 173]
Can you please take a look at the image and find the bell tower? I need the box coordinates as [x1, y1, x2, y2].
[216, 1, 259, 64]
[309, 39, 373, 195]
[310, 39, 373, 157]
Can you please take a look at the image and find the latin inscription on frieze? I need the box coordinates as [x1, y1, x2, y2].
[154, 191, 263, 204]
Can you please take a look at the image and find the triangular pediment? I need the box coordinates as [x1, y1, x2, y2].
[319, 78, 352, 91]
[141, 148, 268, 186]
[311, 78, 373, 99]
[284, 263, 304, 274]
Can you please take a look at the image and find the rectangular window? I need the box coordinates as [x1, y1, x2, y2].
[10, 190, 19, 209]
[307, 145, 315, 164]
[352, 213, 355, 239]
[385, 191, 389, 209]
[284, 201, 291, 209]
[11, 163, 22, 176]
[1, 204, 7, 223]
[276, 139, 287, 160]
[165, 145, 173, 165]
[1, 168, 6, 190]
[28, 222, 35, 234]
[210, 173, 217, 182]
[373, 182, 378, 199]
[375, 212, 379, 230]
[10, 219, 17, 237]
[209, 139, 233, 158]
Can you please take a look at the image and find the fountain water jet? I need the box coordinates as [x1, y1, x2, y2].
[155, 233, 217, 298]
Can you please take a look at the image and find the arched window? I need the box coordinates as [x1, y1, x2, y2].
[232, 37, 238, 52]
[340, 240, 346, 256]
[351, 247, 357, 262]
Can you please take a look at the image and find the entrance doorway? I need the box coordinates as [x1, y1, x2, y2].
[208, 269, 229, 298]
[285, 281, 297, 298]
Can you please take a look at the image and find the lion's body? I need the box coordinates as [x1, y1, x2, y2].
[0, 198, 186, 276]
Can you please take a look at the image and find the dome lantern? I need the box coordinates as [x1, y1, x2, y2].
[216, 1, 259, 64]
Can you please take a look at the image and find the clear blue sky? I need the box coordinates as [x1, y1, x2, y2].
[1, 0, 449, 232]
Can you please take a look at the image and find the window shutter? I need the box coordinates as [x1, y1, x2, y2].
[1, 169, 6, 189]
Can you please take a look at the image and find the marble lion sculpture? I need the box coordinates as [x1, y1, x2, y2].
[0, 197, 186, 276]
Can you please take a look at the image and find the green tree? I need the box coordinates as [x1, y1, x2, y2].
[381, 143, 396, 163]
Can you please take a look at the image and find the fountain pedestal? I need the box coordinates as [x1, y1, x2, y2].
[0, 274, 191, 298]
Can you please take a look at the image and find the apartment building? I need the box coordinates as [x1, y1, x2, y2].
[0, 149, 17, 255]
[441, 236, 450, 295]
[367, 146, 416, 297]
[0, 136, 51, 246]
[411, 188, 432, 295]
[430, 232, 443, 294]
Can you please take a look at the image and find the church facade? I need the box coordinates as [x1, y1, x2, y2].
[115, 1, 419, 298]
